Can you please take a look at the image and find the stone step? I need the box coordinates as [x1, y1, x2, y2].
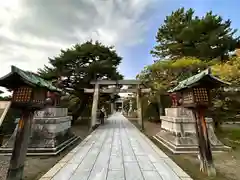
[0, 135, 80, 156]
[154, 135, 200, 153]
[153, 135, 229, 154]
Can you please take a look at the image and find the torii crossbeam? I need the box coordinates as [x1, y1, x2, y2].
[86, 80, 150, 131]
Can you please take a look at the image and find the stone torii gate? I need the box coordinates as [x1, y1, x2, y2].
[84, 80, 150, 130]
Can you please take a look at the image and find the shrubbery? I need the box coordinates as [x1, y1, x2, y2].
[137, 57, 240, 128]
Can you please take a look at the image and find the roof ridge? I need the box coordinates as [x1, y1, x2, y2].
[168, 68, 229, 92]
[0, 66, 62, 92]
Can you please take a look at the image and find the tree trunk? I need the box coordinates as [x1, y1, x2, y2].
[157, 95, 163, 117]
[71, 95, 89, 124]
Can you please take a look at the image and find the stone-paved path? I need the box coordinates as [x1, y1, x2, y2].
[39, 113, 192, 180]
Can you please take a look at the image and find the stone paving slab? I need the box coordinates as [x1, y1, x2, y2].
[39, 113, 193, 180]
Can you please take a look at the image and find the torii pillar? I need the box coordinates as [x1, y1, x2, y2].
[85, 80, 150, 129]
[137, 87, 144, 130]
[91, 83, 99, 130]
[121, 101, 124, 111]
[110, 94, 115, 114]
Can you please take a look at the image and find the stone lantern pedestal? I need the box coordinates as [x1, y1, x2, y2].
[0, 107, 79, 155]
[154, 107, 230, 154]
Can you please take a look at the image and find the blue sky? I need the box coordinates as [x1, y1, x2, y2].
[0, 0, 240, 96]
[120, 0, 240, 79]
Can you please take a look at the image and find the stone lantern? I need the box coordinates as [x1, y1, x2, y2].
[0, 66, 62, 180]
[168, 68, 230, 176]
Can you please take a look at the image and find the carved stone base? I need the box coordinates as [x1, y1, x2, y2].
[0, 108, 80, 155]
[154, 108, 230, 154]
[0, 135, 80, 155]
[29, 116, 72, 148]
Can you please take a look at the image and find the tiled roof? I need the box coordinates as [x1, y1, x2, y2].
[168, 68, 230, 93]
[0, 66, 61, 92]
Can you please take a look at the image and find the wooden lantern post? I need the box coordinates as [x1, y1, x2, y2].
[0, 66, 61, 180]
[168, 68, 230, 176]
[181, 87, 216, 176]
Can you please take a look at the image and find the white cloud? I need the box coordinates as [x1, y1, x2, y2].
[0, 0, 158, 95]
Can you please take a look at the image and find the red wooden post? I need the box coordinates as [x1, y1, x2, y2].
[198, 108, 216, 175]
[192, 110, 205, 171]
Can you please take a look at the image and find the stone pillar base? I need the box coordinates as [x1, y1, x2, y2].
[154, 108, 231, 154]
[0, 108, 80, 155]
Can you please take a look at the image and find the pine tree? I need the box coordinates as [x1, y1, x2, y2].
[39, 41, 123, 121]
[151, 8, 240, 61]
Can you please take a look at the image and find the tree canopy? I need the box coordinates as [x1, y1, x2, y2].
[137, 57, 210, 94]
[151, 8, 240, 61]
[137, 56, 240, 126]
[39, 41, 123, 90]
[212, 57, 240, 86]
[39, 41, 123, 121]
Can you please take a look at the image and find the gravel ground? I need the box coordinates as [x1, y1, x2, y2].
[140, 120, 240, 180]
[0, 123, 89, 180]
[0, 156, 9, 180]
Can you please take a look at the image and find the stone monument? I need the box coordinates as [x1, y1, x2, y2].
[0, 72, 79, 156]
[29, 107, 78, 154]
[128, 99, 133, 117]
[154, 107, 230, 154]
[0, 107, 79, 155]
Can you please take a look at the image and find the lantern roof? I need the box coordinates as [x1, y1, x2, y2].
[0, 66, 61, 92]
[168, 68, 230, 93]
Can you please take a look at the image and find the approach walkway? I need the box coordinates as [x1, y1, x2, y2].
[39, 113, 192, 180]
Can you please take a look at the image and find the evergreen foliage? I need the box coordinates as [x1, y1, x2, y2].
[151, 8, 240, 61]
